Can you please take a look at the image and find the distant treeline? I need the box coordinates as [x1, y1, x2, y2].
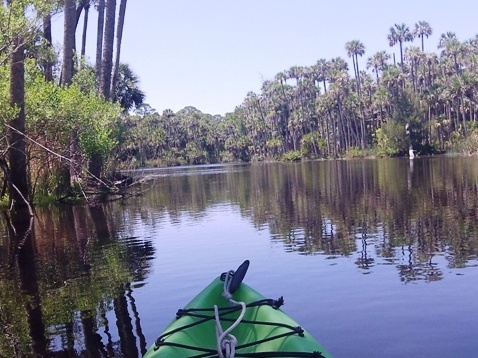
[121, 21, 478, 166]
[2, 4, 478, 208]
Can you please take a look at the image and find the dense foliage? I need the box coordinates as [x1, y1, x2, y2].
[25, 63, 121, 198]
[231, 26, 478, 159]
[0, 0, 136, 205]
[119, 21, 478, 166]
[2, 3, 478, 205]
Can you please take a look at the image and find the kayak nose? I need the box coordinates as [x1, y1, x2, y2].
[220, 260, 250, 294]
[229, 259, 250, 294]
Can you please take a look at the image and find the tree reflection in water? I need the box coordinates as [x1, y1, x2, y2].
[244, 159, 478, 282]
[1, 158, 478, 356]
[0, 204, 154, 357]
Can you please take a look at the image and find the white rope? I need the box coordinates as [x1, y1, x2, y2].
[214, 271, 247, 358]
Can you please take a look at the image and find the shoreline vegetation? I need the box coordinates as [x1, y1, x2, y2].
[2, 3, 478, 208]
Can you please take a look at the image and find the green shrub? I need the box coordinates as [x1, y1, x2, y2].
[280, 150, 302, 162]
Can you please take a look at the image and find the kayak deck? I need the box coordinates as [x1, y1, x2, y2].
[143, 273, 332, 357]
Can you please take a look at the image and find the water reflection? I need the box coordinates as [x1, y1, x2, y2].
[1, 157, 478, 356]
[125, 157, 478, 282]
[0, 205, 154, 357]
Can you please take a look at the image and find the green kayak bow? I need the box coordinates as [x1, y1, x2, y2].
[143, 260, 333, 358]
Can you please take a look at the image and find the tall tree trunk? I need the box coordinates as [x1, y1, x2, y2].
[399, 41, 404, 66]
[62, 0, 76, 85]
[73, 0, 89, 62]
[351, 55, 359, 95]
[9, 22, 29, 209]
[355, 54, 361, 95]
[461, 96, 468, 137]
[100, 0, 116, 100]
[90, 0, 110, 188]
[95, 0, 105, 82]
[80, 2, 90, 61]
[64, 0, 83, 186]
[112, 0, 127, 101]
[42, 14, 53, 81]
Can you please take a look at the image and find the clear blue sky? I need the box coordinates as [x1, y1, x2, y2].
[51, 0, 478, 116]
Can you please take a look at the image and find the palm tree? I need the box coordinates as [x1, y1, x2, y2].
[381, 66, 407, 118]
[328, 58, 351, 149]
[95, 0, 105, 81]
[345, 40, 367, 149]
[446, 71, 476, 137]
[372, 86, 389, 126]
[80, 1, 90, 60]
[100, 0, 116, 99]
[405, 46, 424, 91]
[464, 36, 478, 71]
[438, 32, 464, 74]
[388, 23, 414, 66]
[424, 52, 438, 87]
[114, 63, 145, 111]
[111, 0, 127, 99]
[42, 13, 53, 81]
[413, 21, 432, 51]
[62, 0, 84, 187]
[313, 58, 330, 94]
[330, 57, 348, 72]
[62, 0, 76, 85]
[91, 0, 116, 178]
[366, 51, 390, 84]
[329, 57, 349, 83]
[286, 65, 304, 86]
[345, 40, 365, 94]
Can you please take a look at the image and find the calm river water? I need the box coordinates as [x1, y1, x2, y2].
[1, 157, 478, 357]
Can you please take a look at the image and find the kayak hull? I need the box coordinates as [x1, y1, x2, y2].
[143, 277, 332, 357]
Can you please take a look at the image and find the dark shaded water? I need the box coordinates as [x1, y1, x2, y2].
[1, 157, 478, 357]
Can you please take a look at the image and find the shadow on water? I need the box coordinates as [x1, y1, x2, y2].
[0, 205, 154, 357]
